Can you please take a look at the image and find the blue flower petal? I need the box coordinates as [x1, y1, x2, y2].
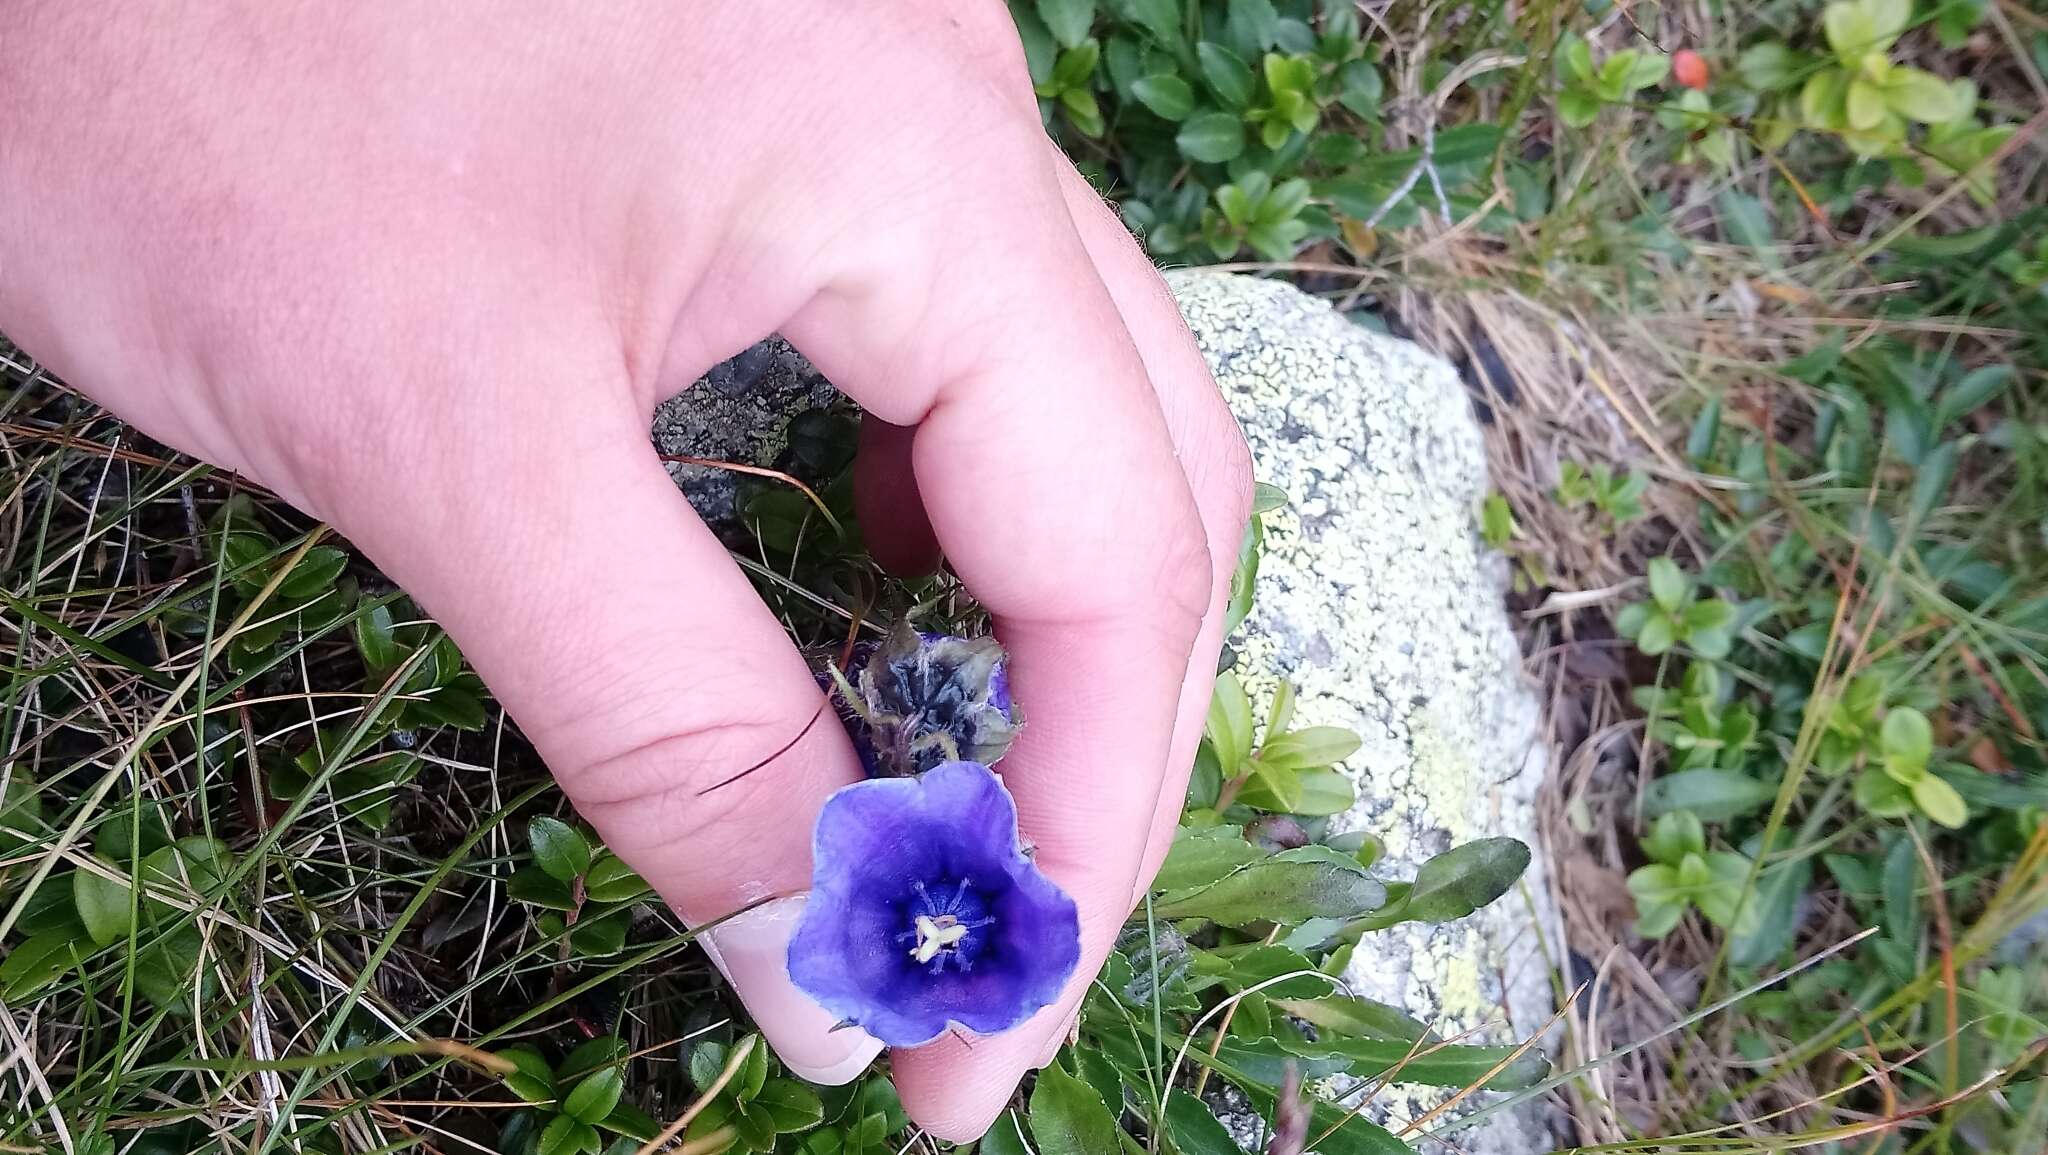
[787, 761, 1081, 1047]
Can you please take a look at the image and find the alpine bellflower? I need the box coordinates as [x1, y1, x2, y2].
[791, 628, 1079, 1048]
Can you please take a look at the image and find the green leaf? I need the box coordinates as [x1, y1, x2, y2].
[1883, 67, 1961, 123]
[584, 855, 653, 903]
[353, 603, 402, 670]
[415, 685, 489, 731]
[1728, 851, 1811, 968]
[1048, 39, 1102, 91]
[1215, 183, 1256, 229]
[1266, 680, 1296, 739]
[1029, 1061, 1120, 1155]
[138, 837, 230, 898]
[1637, 614, 1678, 655]
[1557, 88, 1602, 128]
[1268, 994, 1428, 1042]
[1935, 365, 2013, 428]
[1162, 1093, 1240, 1155]
[0, 773, 45, 857]
[1122, 0, 1183, 44]
[1338, 60, 1383, 117]
[0, 929, 84, 1000]
[1400, 837, 1530, 922]
[1154, 825, 1264, 892]
[1906, 441, 1957, 528]
[1250, 482, 1288, 515]
[1224, 514, 1263, 636]
[687, 1040, 728, 1091]
[1715, 189, 1778, 268]
[1867, 0, 1912, 42]
[1261, 52, 1311, 99]
[1257, 178, 1312, 227]
[1201, 943, 1333, 999]
[1060, 87, 1105, 135]
[1278, 1034, 1547, 1090]
[1846, 77, 1887, 130]
[752, 1080, 826, 1132]
[496, 1046, 557, 1105]
[1642, 769, 1779, 822]
[981, 1111, 1035, 1155]
[1825, 1, 1876, 57]
[1911, 774, 1969, 828]
[1010, 0, 1058, 85]
[1196, 42, 1256, 108]
[1626, 865, 1688, 938]
[1234, 759, 1304, 812]
[1693, 851, 1761, 935]
[1683, 599, 1735, 635]
[1643, 810, 1706, 865]
[1177, 112, 1246, 163]
[1132, 74, 1196, 119]
[1619, 52, 1671, 91]
[278, 545, 349, 600]
[508, 865, 578, 911]
[1881, 708, 1933, 770]
[132, 925, 207, 1010]
[1559, 36, 1595, 83]
[571, 908, 631, 956]
[738, 1033, 770, 1099]
[1153, 845, 1388, 925]
[1881, 834, 1920, 946]
[1737, 41, 1806, 91]
[1855, 765, 1917, 818]
[1205, 671, 1255, 772]
[530, 817, 593, 883]
[1244, 217, 1308, 260]
[1290, 768, 1357, 817]
[1035, 0, 1096, 49]
[1647, 557, 1687, 612]
[1228, 0, 1281, 52]
[564, 1067, 625, 1124]
[1259, 726, 1361, 770]
[540, 1114, 601, 1155]
[598, 1101, 660, 1141]
[73, 860, 135, 948]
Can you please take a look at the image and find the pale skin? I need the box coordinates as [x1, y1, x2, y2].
[1, 3, 1251, 1139]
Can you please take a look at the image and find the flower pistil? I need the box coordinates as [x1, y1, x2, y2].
[900, 878, 992, 971]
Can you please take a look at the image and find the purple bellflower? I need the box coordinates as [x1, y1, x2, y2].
[821, 623, 1020, 778]
[787, 760, 1080, 1048]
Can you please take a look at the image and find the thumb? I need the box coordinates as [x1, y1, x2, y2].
[325, 353, 882, 1084]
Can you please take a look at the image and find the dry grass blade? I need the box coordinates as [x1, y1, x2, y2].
[635, 1034, 757, 1155]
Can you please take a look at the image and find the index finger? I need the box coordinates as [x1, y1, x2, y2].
[777, 149, 1212, 1136]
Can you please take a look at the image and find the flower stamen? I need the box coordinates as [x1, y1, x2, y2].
[898, 878, 994, 971]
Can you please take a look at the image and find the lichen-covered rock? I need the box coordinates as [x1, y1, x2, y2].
[1167, 269, 1556, 1153]
[651, 335, 842, 527]
[654, 272, 1557, 1151]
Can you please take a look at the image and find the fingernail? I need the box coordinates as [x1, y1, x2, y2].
[699, 895, 885, 1084]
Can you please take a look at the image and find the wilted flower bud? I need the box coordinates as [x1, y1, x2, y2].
[825, 621, 1020, 777]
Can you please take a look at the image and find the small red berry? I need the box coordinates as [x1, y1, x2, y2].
[1673, 49, 1710, 90]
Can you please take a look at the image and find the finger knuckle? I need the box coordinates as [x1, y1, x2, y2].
[558, 706, 831, 847]
[1152, 516, 1218, 637]
[1210, 419, 1257, 539]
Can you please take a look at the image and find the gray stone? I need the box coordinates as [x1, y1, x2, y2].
[1166, 270, 1556, 1154]
[651, 335, 843, 527]
[651, 272, 1558, 1151]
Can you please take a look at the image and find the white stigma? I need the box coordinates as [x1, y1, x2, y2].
[911, 914, 970, 963]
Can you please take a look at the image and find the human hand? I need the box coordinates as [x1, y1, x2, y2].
[0, 3, 1250, 1138]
